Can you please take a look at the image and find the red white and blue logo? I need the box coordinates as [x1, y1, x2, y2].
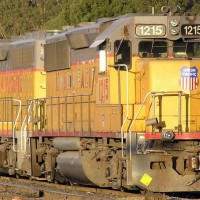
[180, 66, 198, 90]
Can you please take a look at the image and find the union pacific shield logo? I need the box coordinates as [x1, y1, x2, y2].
[180, 66, 198, 90]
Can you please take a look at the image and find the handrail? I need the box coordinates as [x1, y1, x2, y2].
[128, 92, 152, 134]
[108, 64, 129, 159]
[111, 64, 129, 159]
[127, 91, 184, 159]
[0, 98, 22, 152]
[21, 100, 38, 153]
[12, 99, 22, 152]
[128, 91, 184, 134]
[28, 68, 95, 136]
[28, 91, 95, 135]
[21, 101, 32, 152]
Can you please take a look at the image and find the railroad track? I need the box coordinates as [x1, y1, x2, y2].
[0, 176, 142, 199]
[0, 176, 188, 200]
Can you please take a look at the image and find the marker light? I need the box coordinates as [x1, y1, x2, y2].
[170, 19, 179, 27]
[170, 28, 179, 35]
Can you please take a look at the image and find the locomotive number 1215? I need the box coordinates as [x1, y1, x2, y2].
[136, 25, 166, 36]
[181, 24, 200, 36]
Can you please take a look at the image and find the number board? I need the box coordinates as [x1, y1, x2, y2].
[181, 24, 200, 36]
[136, 25, 166, 37]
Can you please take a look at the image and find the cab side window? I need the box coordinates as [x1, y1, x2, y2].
[114, 40, 131, 69]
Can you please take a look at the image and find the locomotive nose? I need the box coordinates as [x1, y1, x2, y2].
[135, 59, 200, 132]
[136, 60, 200, 93]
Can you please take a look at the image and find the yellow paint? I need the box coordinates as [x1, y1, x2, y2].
[0, 122, 13, 131]
[109, 57, 137, 105]
[134, 58, 200, 132]
[0, 69, 47, 133]
[140, 174, 152, 186]
[34, 71, 46, 98]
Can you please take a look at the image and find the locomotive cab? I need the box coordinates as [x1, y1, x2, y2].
[89, 11, 200, 191]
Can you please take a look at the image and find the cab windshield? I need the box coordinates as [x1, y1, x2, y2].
[173, 39, 200, 58]
[138, 39, 200, 58]
[139, 41, 167, 58]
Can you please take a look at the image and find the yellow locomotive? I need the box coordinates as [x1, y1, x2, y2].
[0, 7, 199, 193]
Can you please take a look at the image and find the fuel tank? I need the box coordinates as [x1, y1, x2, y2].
[56, 151, 95, 185]
[56, 149, 112, 187]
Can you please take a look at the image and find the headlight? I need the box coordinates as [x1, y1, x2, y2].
[170, 28, 179, 35]
[170, 19, 179, 27]
[162, 130, 175, 141]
